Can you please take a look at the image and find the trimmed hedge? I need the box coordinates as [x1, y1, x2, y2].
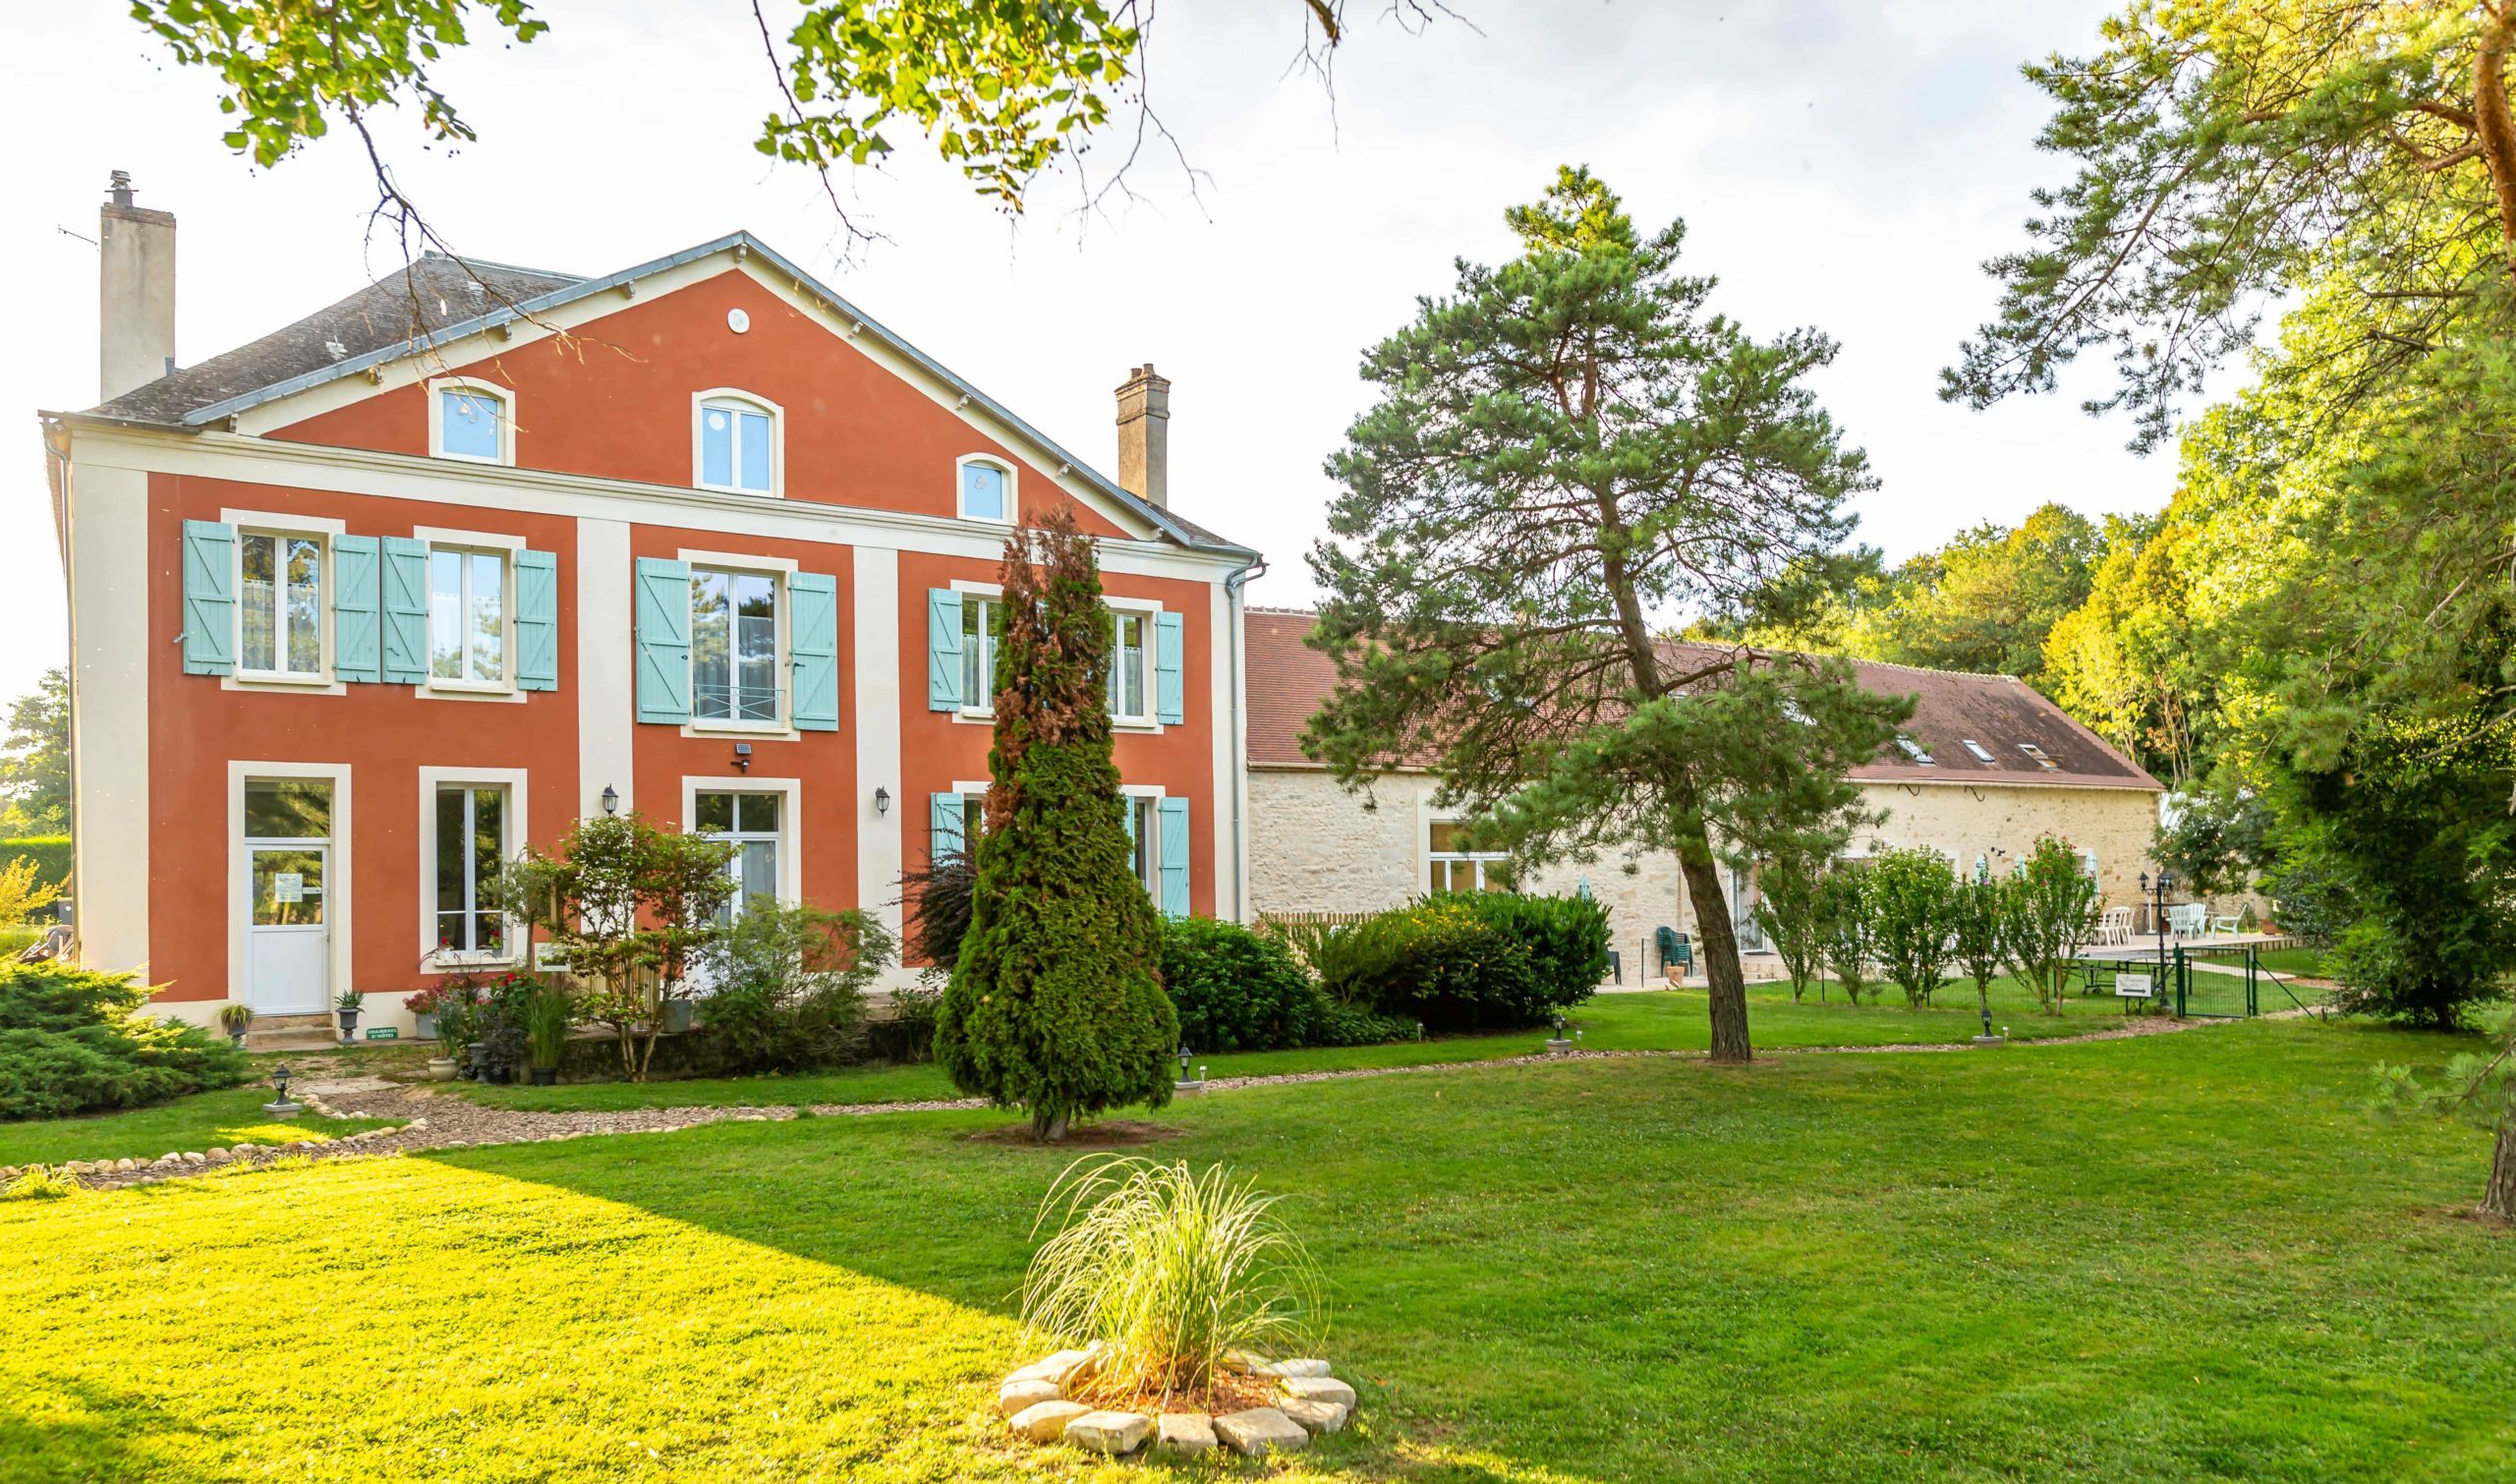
[1158, 916, 1318, 1052]
[1309, 891, 1608, 1035]
[0, 962, 251, 1119]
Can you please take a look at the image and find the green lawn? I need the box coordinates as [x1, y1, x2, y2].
[0, 1086, 398, 1169]
[7, 1017, 2510, 1481]
[452, 978, 2142, 1113]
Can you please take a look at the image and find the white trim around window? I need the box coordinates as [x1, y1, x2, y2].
[681, 775, 803, 906]
[1105, 596, 1163, 732]
[429, 377, 517, 466]
[679, 547, 798, 738]
[1121, 782, 1166, 897]
[950, 578, 1004, 725]
[692, 389, 784, 496]
[418, 767, 530, 973]
[415, 529, 522, 701]
[954, 453, 1018, 525]
[217, 507, 349, 695]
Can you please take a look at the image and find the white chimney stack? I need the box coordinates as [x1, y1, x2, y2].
[1115, 363, 1171, 510]
[98, 169, 176, 403]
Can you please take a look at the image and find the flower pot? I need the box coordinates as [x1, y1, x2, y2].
[229, 1032, 248, 1050]
[414, 1012, 437, 1041]
[336, 1008, 361, 1043]
[530, 1066, 558, 1086]
[485, 1063, 514, 1085]
[426, 1057, 458, 1081]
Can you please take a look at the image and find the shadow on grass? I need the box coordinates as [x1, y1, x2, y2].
[0, 1379, 208, 1484]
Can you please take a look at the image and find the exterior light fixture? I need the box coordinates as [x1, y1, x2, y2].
[874, 786, 890, 816]
[600, 785, 619, 816]
[1178, 1046, 1193, 1081]
[732, 741, 753, 774]
[263, 1062, 302, 1119]
[1552, 1013, 1567, 1036]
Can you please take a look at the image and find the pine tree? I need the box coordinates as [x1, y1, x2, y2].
[934, 505, 1177, 1140]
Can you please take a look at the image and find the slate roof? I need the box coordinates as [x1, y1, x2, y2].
[1243, 608, 2160, 791]
[90, 253, 582, 426]
[74, 234, 1253, 559]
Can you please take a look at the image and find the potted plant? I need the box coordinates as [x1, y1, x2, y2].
[424, 990, 468, 1080]
[406, 984, 447, 1042]
[217, 1001, 254, 1049]
[335, 988, 365, 1044]
[525, 982, 574, 1086]
[474, 973, 534, 1084]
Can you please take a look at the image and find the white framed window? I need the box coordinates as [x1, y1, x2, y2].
[430, 379, 514, 465]
[695, 788, 785, 923]
[238, 530, 327, 679]
[1896, 736, 1935, 766]
[419, 767, 527, 971]
[956, 454, 1015, 523]
[428, 545, 510, 689]
[1108, 607, 1150, 723]
[1961, 738, 1997, 765]
[690, 565, 783, 725]
[1428, 820, 1514, 894]
[960, 595, 1001, 714]
[694, 391, 780, 494]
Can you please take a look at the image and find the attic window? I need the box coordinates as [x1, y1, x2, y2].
[1960, 738, 1996, 765]
[2018, 742, 2059, 771]
[694, 391, 780, 494]
[431, 380, 512, 465]
[1895, 736, 1934, 766]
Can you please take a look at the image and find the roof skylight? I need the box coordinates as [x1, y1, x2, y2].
[1895, 736, 1935, 766]
[1961, 739, 1996, 764]
[2017, 742, 2059, 771]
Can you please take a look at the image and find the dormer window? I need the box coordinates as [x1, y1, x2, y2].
[957, 455, 1015, 523]
[431, 380, 512, 464]
[695, 392, 779, 494]
[1961, 739, 1996, 765]
[1895, 736, 1934, 766]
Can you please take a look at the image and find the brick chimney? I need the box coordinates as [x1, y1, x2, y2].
[98, 170, 177, 403]
[1115, 363, 1171, 509]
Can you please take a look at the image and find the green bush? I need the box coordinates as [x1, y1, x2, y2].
[1158, 916, 1320, 1053]
[1314, 897, 1545, 1034]
[0, 837, 70, 922]
[1867, 847, 1960, 1008]
[867, 983, 941, 1062]
[698, 902, 894, 1073]
[0, 963, 251, 1119]
[1458, 891, 1611, 1009]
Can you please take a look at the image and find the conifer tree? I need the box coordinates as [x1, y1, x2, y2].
[934, 506, 1176, 1140]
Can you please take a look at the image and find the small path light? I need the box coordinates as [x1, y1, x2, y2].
[1174, 1045, 1203, 1097]
[1546, 1013, 1572, 1056]
[263, 1063, 302, 1120]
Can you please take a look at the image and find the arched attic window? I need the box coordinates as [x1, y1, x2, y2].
[693, 391, 782, 495]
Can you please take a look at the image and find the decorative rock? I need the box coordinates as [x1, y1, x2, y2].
[408, 1118, 429, 1130]
[154, 1154, 181, 1167]
[1279, 1397, 1350, 1435]
[998, 1379, 1061, 1416]
[1214, 1407, 1310, 1458]
[1006, 1400, 1090, 1443]
[1062, 1410, 1151, 1455]
[1007, 1345, 1101, 1390]
[114, 1159, 137, 1171]
[1154, 1413, 1216, 1456]
[1270, 1358, 1333, 1378]
[1281, 1375, 1357, 1409]
[1220, 1349, 1271, 1374]
[181, 1152, 206, 1165]
[207, 1148, 230, 1159]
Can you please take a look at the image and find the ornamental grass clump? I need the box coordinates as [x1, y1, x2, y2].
[1021, 1157, 1323, 1410]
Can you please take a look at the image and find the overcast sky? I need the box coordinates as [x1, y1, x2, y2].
[0, 0, 2175, 707]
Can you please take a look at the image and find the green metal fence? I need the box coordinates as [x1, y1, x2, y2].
[2173, 944, 2258, 1018]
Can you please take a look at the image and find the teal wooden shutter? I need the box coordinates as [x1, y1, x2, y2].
[331, 535, 380, 683]
[1155, 610, 1185, 724]
[634, 557, 692, 724]
[931, 792, 965, 864]
[926, 588, 962, 711]
[514, 548, 558, 692]
[1157, 796, 1191, 918]
[1120, 794, 1137, 849]
[179, 520, 236, 676]
[379, 538, 429, 684]
[790, 571, 839, 731]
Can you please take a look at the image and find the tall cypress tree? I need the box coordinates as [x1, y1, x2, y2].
[934, 505, 1176, 1140]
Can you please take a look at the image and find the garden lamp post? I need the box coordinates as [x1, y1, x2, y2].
[2141, 870, 2177, 1007]
[262, 1062, 301, 1119]
[1177, 1045, 1193, 1083]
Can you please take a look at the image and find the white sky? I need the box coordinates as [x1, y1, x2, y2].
[0, 0, 2178, 708]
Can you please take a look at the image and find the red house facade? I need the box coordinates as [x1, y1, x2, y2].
[44, 183, 1260, 1032]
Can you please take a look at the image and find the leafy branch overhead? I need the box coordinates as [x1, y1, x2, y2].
[1946, 1, 2516, 449]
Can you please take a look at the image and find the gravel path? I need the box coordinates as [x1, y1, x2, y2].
[37, 1007, 2315, 1192]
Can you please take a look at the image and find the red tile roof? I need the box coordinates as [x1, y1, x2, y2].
[1244, 609, 2160, 791]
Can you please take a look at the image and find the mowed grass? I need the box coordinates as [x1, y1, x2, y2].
[451, 977, 2140, 1113]
[0, 1085, 397, 1169]
[7, 1018, 2512, 1482]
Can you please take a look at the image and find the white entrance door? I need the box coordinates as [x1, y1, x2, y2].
[246, 843, 329, 1013]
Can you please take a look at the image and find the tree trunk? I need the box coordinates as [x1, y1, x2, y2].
[1032, 1107, 1070, 1143]
[2473, 11, 2516, 283]
[1673, 825, 1752, 1064]
[2484, 1108, 2516, 1223]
